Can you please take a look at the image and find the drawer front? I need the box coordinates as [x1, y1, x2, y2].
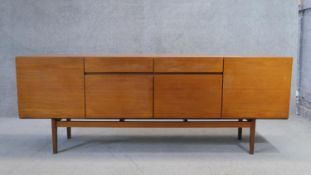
[222, 57, 292, 119]
[16, 57, 85, 118]
[85, 57, 153, 72]
[154, 74, 222, 118]
[85, 75, 153, 118]
[154, 57, 223, 72]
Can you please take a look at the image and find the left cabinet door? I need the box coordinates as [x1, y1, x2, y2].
[85, 75, 153, 118]
[16, 57, 85, 118]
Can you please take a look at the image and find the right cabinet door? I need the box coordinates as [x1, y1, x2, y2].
[222, 57, 292, 119]
[154, 75, 222, 118]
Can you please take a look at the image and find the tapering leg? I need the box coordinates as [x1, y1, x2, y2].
[66, 118, 71, 139]
[249, 119, 256, 155]
[238, 119, 242, 140]
[51, 119, 58, 154]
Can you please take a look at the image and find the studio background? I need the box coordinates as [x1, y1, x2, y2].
[0, 0, 298, 117]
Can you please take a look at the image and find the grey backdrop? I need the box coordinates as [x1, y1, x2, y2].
[299, 1, 311, 117]
[0, 0, 298, 117]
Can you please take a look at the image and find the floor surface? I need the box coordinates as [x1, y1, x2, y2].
[1, 116, 311, 175]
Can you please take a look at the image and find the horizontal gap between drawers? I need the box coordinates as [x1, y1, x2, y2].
[85, 72, 223, 75]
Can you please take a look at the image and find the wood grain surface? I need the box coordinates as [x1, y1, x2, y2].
[154, 57, 223, 72]
[154, 74, 222, 118]
[85, 75, 153, 118]
[222, 57, 292, 119]
[85, 57, 153, 72]
[16, 57, 85, 118]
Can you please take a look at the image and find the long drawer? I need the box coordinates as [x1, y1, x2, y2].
[154, 57, 223, 73]
[85, 57, 153, 73]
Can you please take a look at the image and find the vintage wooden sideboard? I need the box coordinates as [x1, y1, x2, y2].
[15, 55, 292, 154]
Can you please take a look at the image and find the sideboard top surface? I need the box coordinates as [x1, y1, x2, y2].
[15, 55, 293, 59]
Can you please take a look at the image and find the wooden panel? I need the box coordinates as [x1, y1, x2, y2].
[85, 75, 153, 118]
[154, 75, 222, 118]
[154, 57, 223, 72]
[222, 57, 292, 119]
[16, 57, 85, 118]
[85, 57, 153, 72]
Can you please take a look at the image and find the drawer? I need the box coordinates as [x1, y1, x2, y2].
[154, 57, 223, 72]
[85, 57, 153, 72]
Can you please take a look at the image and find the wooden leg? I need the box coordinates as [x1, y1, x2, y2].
[51, 119, 58, 154]
[66, 119, 71, 139]
[238, 119, 242, 140]
[249, 119, 256, 155]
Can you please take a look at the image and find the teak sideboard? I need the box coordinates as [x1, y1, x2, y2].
[15, 55, 293, 154]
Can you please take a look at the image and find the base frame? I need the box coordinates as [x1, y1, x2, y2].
[51, 119, 256, 154]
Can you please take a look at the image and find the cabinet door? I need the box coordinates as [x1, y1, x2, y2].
[222, 58, 292, 119]
[154, 75, 222, 118]
[86, 75, 153, 118]
[16, 57, 85, 118]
